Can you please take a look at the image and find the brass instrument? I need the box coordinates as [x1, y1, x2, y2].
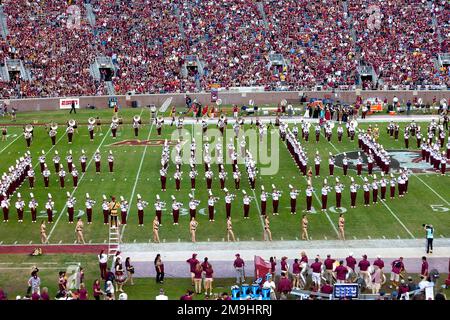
[350, 119, 358, 128]
[216, 99, 222, 106]
[88, 117, 96, 125]
[50, 122, 58, 130]
[25, 124, 33, 133]
[133, 115, 141, 123]
[68, 119, 76, 127]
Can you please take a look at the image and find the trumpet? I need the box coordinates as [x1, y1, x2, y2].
[141, 200, 149, 207]
[87, 199, 96, 206]
[190, 199, 201, 206]
[156, 201, 166, 208]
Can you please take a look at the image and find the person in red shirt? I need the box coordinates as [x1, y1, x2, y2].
[346, 253, 356, 272]
[320, 280, 333, 294]
[292, 259, 301, 289]
[233, 254, 245, 284]
[193, 262, 203, 294]
[280, 256, 289, 275]
[335, 260, 348, 283]
[324, 254, 336, 283]
[390, 257, 405, 288]
[277, 272, 292, 299]
[310, 257, 323, 290]
[421, 256, 429, 278]
[358, 254, 371, 288]
[269, 257, 276, 279]
[373, 255, 385, 270]
[180, 290, 193, 300]
[186, 253, 199, 286]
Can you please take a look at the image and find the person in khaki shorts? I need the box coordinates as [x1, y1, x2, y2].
[371, 265, 383, 294]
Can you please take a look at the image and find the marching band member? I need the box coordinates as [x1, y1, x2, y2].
[264, 215, 272, 241]
[108, 150, 114, 173]
[101, 195, 109, 225]
[362, 177, 370, 207]
[109, 196, 120, 228]
[338, 214, 345, 240]
[171, 195, 182, 225]
[40, 220, 48, 244]
[372, 175, 379, 204]
[389, 173, 396, 199]
[188, 194, 200, 219]
[260, 185, 267, 216]
[29, 193, 38, 223]
[242, 190, 251, 219]
[49, 126, 57, 145]
[367, 153, 374, 175]
[240, 138, 246, 158]
[305, 182, 314, 212]
[416, 130, 422, 148]
[58, 165, 66, 188]
[314, 151, 321, 177]
[321, 179, 331, 211]
[120, 196, 128, 225]
[224, 188, 235, 219]
[156, 116, 164, 136]
[39, 150, 46, 173]
[154, 195, 164, 225]
[356, 152, 363, 176]
[66, 192, 76, 223]
[53, 151, 60, 173]
[88, 118, 95, 141]
[71, 166, 79, 187]
[96, 117, 102, 132]
[202, 117, 208, 134]
[136, 194, 148, 226]
[132, 115, 141, 137]
[110, 118, 119, 139]
[85, 193, 96, 224]
[66, 124, 75, 144]
[218, 166, 227, 190]
[379, 172, 387, 201]
[394, 123, 400, 141]
[337, 125, 343, 142]
[233, 169, 241, 190]
[314, 124, 320, 143]
[349, 178, 359, 208]
[342, 153, 349, 176]
[24, 128, 32, 148]
[440, 151, 447, 176]
[80, 150, 87, 173]
[174, 169, 182, 191]
[289, 184, 298, 215]
[301, 214, 309, 240]
[397, 171, 406, 197]
[42, 164, 51, 188]
[190, 217, 198, 243]
[15, 193, 25, 223]
[153, 216, 160, 243]
[271, 184, 281, 215]
[160, 167, 167, 191]
[205, 166, 213, 190]
[1, 194, 10, 222]
[66, 150, 73, 173]
[402, 168, 409, 194]
[335, 178, 344, 209]
[227, 217, 236, 242]
[27, 167, 35, 189]
[328, 153, 335, 176]
[404, 129, 410, 149]
[94, 150, 101, 174]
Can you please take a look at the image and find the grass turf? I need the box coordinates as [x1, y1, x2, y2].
[0, 108, 448, 245]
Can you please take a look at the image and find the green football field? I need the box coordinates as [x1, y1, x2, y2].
[0, 108, 449, 246]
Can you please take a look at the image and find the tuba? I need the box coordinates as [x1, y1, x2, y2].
[329, 121, 335, 129]
[68, 119, 76, 127]
[133, 115, 141, 123]
[25, 124, 33, 132]
[88, 117, 96, 125]
[216, 99, 222, 106]
[50, 122, 58, 130]
[350, 119, 358, 128]
[112, 116, 119, 124]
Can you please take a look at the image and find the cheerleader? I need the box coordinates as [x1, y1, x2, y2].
[264, 215, 272, 241]
[226, 217, 236, 242]
[114, 257, 126, 292]
[153, 216, 160, 243]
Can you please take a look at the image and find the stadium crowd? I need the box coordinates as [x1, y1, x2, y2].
[0, 0, 448, 98]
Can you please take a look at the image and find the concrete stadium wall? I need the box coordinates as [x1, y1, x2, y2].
[4, 90, 450, 112]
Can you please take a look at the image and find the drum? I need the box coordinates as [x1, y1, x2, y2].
[231, 286, 240, 300]
[251, 284, 260, 298]
[261, 287, 271, 300]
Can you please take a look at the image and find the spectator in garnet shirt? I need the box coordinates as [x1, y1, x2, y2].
[358, 254, 371, 287]
[40, 287, 49, 300]
[320, 280, 333, 294]
[421, 256, 429, 278]
[346, 253, 357, 271]
[31, 289, 40, 301]
[373, 255, 385, 270]
[77, 283, 88, 300]
[277, 272, 292, 299]
[310, 257, 323, 290]
[186, 253, 199, 286]
[269, 257, 276, 279]
[280, 256, 289, 275]
[324, 254, 336, 283]
[292, 259, 301, 289]
[390, 257, 405, 288]
[180, 290, 193, 300]
[193, 262, 203, 294]
[300, 251, 308, 264]
[335, 261, 348, 283]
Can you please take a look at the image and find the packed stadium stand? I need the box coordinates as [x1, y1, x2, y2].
[0, 0, 448, 99]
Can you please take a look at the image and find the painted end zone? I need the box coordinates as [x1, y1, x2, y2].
[0, 244, 108, 255]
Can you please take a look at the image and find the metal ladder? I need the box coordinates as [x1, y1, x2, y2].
[107, 225, 120, 258]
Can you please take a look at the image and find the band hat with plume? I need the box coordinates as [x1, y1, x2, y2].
[66, 192, 71, 197]
[69, 150, 72, 155]
[17, 193, 21, 198]
[223, 188, 228, 193]
[30, 193, 34, 198]
[364, 177, 368, 182]
[272, 184, 276, 189]
[102, 195, 107, 200]
[156, 194, 160, 200]
[171, 195, 176, 201]
[242, 190, 247, 195]
[42, 150, 45, 155]
[55, 151, 58, 155]
[137, 194, 141, 200]
[189, 193, 193, 198]
[120, 196, 125, 201]
[335, 177, 339, 183]
[48, 193, 52, 199]
[373, 174, 377, 179]
[109, 150, 113, 155]
[350, 177, 354, 182]
[261, 185, 264, 191]
[208, 190, 213, 196]
[81, 149, 85, 154]
[86, 193, 90, 198]
[288, 184, 294, 189]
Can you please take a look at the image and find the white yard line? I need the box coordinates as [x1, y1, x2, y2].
[120, 111, 156, 242]
[0, 133, 22, 154]
[47, 128, 112, 241]
[411, 173, 450, 206]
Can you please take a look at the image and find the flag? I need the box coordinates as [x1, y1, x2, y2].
[254, 255, 271, 279]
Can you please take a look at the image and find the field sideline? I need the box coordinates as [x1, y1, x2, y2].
[0, 108, 449, 247]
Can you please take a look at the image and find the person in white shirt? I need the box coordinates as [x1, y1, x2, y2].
[155, 288, 169, 300]
[263, 274, 277, 300]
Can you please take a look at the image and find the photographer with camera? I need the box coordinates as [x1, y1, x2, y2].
[423, 224, 434, 254]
